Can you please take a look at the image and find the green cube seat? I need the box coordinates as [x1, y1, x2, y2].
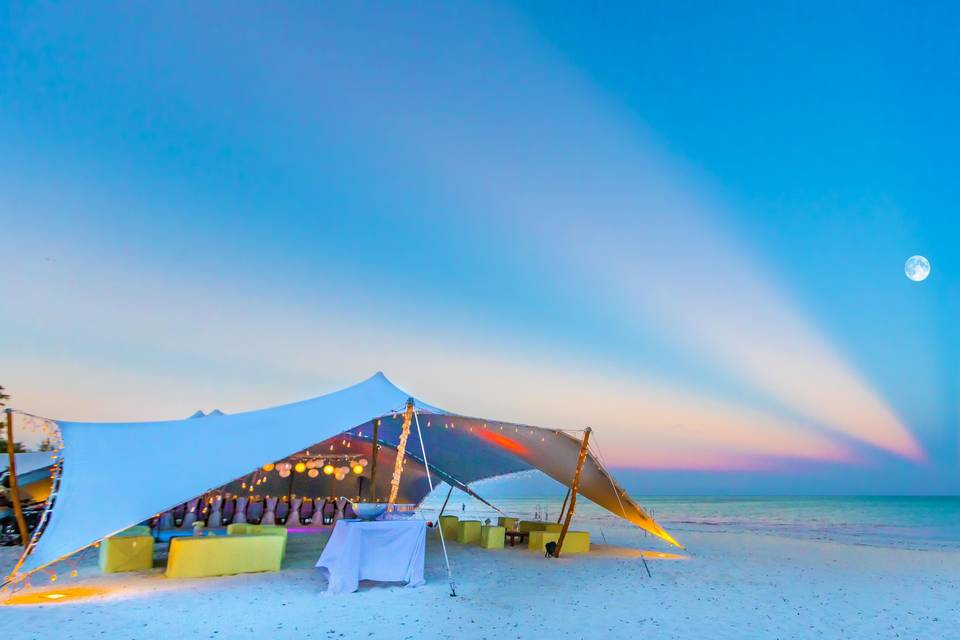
[457, 520, 482, 544]
[165, 534, 284, 578]
[528, 530, 590, 554]
[480, 525, 505, 549]
[99, 535, 154, 573]
[439, 515, 459, 540]
[226, 523, 288, 559]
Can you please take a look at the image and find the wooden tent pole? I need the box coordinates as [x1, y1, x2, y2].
[368, 419, 380, 501]
[557, 487, 571, 524]
[555, 427, 591, 558]
[5, 409, 30, 546]
[437, 484, 454, 520]
[387, 401, 414, 505]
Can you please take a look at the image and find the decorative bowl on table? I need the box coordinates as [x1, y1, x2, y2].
[353, 503, 388, 521]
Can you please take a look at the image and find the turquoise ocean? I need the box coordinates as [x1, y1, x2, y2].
[419, 492, 960, 551]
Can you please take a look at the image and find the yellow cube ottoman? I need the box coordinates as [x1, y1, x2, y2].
[518, 520, 562, 533]
[528, 530, 590, 554]
[480, 525, 505, 549]
[457, 520, 482, 544]
[439, 515, 459, 540]
[99, 535, 154, 573]
[227, 523, 288, 559]
[165, 534, 284, 578]
[497, 517, 518, 530]
[226, 523, 288, 540]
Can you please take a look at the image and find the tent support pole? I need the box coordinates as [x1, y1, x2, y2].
[555, 427, 591, 558]
[368, 419, 380, 501]
[437, 484, 454, 521]
[557, 487, 571, 524]
[412, 405, 457, 597]
[4, 409, 30, 547]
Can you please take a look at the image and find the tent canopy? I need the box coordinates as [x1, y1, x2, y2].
[7, 372, 679, 582]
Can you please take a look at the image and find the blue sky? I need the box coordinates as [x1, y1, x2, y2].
[1, 2, 957, 493]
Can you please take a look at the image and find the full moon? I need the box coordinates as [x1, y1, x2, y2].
[904, 255, 930, 282]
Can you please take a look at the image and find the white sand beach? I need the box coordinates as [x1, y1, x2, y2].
[3, 525, 957, 640]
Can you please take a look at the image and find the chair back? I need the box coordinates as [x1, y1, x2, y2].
[321, 500, 336, 524]
[275, 500, 289, 523]
[247, 499, 264, 524]
[222, 498, 236, 524]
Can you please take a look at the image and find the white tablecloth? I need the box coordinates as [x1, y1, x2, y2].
[315, 519, 426, 594]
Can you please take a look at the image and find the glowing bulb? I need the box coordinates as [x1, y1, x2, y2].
[262, 463, 275, 472]
[323, 464, 334, 475]
[352, 464, 363, 475]
[294, 462, 306, 473]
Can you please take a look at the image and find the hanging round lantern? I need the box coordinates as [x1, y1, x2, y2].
[358, 458, 368, 467]
[352, 464, 364, 475]
[308, 468, 319, 478]
[294, 462, 307, 473]
[305, 460, 316, 469]
[323, 464, 334, 475]
[278, 468, 291, 478]
[262, 463, 275, 472]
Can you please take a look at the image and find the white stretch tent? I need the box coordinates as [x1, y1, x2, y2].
[6, 372, 679, 583]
